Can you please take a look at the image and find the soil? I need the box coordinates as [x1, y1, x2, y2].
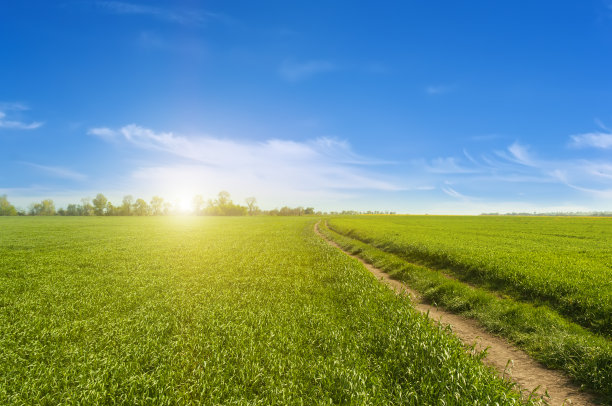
[315, 222, 598, 406]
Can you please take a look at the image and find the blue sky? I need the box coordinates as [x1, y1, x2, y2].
[2, 0, 612, 213]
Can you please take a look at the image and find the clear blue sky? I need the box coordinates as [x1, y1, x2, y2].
[2, 0, 612, 213]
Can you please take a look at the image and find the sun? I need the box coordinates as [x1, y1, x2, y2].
[178, 198, 192, 213]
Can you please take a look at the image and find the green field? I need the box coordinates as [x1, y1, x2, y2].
[0, 217, 530, 405]
[324, 215, 612, 400]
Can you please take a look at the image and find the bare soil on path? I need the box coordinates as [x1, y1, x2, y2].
[314, 222, 598, 406]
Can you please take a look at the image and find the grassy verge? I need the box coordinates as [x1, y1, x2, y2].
[319, 220, 612, 403]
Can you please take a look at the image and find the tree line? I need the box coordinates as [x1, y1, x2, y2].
[0, 192, 322, 217]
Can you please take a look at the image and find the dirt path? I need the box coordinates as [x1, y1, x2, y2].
[314, 222, 597, 406]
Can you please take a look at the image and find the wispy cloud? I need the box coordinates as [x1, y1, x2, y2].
[441, 185, 473, 201]
[0, 103, 43, 130]
[0, 102, 29, 111]
[493, 142, 536, 167]
[279, 60, 336, 82]
[569, 132, 612, 149]
[95, 1, 224, 26]
[507, 142, 536, 166]
[99, 124, 389, 166]
[88, 127, 118, 140]
[425, 157, 478, 174]
[90, 124, 402, 206]
[22, 162, 87, 181]
[420, 136, 612, 206]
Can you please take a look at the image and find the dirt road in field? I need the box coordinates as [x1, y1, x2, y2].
[314, 222, 597, 406]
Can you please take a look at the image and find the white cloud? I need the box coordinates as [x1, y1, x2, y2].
[112, 124, 387, 167]
[491, 142, 536, 167]
[279, 60, 336, 81]
[88, 127, 118, 140]
[426, 157, 478, 174]
[0, 110, 43, 130]
[569, 132, 612, 149]
[506, 142, 535, 166]
[22, 163, 87, 181]
[416, 138, 612, 208]
[92, 124, 402, 207]
[0, 102, 28, 111]
[584, 162, 612, 180]
[558, 182, 612, 199]
[441, 185, 473, 201]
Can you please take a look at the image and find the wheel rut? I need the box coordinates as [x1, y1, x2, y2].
[314, 221, 598, 406]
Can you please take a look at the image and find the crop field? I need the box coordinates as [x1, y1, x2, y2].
[0, 217, 531, 405]
[324, 215, 612, 400]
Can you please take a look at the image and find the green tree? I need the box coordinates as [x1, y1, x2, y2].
[134, 198, 150, 216]
[150, 196, 164, 216]
[245, 196, 259, 216]
[121, 195, 134, 216]
[92, 193, 108, 216]
[65, 204, 80, 216]
[204, 191, 247, 216]
[0, 195, 17, 216]
[29, 199, 55, 216]
[217, 191, 231, 208]
[81, 198, 94, 216]
[105, 201, 117, 216]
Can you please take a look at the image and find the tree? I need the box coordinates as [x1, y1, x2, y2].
[150, 196, 164, 216]
[205, 198, 220, 216]
[65, 204, 81, 216]
[29, 199, 55, 216]
[0, 195, 17, 216]
[92, 193, 108, 216]
[134, 198, 150, 216]
[121, 195, 134, 216]
[217, 190, 231, 208]
[192, 195, 205, 215]
[263, 206, 312, 216]
[80, 198, 93, 216]
[245, 196, 259, 216]
[105, 201, 117, 216]
[203, 191, 248, 216]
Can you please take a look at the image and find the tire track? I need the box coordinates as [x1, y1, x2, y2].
[315, 221, 597, 406]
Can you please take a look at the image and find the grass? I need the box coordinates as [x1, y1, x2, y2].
[327, 215, 612, 336]
[322, 216, 612, 402]
[0, 216, 531, 405]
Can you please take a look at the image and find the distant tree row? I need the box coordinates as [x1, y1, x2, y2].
[192, 191, 249, 216]
[264, 206, 315, 216]
[57, 194, 172, 217]
[0, 192, 327, 217]
[481, 211, 612, 217]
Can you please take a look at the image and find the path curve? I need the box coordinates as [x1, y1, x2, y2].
[315, 221, 597, 406]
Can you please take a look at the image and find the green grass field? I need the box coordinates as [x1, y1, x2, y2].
[324, 215, 612, 400]
[0, 217, 531, 405]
